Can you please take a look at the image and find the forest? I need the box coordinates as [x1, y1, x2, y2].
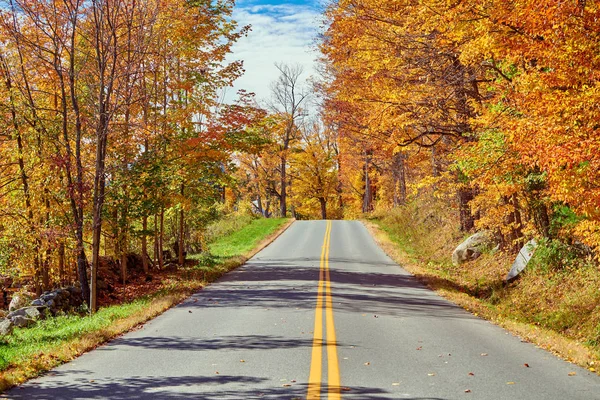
[0, 0, 599, 330]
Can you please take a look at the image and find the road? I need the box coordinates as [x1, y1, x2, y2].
[5, 220, 600, 399]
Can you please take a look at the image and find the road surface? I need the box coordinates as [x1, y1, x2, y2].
[5, 220, 600, 399]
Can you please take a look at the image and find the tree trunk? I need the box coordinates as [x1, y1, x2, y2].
[58, 243, 65, 286]
[457, 185, 475, 232]
[256, 193, 264, 216]
[393, 152, 407, 206]
[178, 184, 185, 266]
[77, 247, 89, 306]
[120, 204, 128, 285]
[280, 156, 287, 217]
[319, 197, 327, 220]
[362, 152, 372, 213]
[159, 207, 165, 268]
[142, 215, 149, 274]
[154, 213, 159, 267]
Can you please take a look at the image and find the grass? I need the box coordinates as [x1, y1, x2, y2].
[0, 216, 293, 392]
[363, 199, 600, 374]
[207, 217, 288, 258]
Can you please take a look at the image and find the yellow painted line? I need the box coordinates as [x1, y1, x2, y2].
[307, 221, 341, 400]
[307, 222, 329, 399]
[324, 221, 341, 399]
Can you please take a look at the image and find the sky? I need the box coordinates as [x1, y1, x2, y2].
[223, 0, 324, 104]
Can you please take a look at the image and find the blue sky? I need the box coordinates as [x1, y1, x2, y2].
[224, 0, 324, 104]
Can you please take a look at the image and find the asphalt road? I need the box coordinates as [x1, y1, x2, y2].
[5, 220, 600, 399]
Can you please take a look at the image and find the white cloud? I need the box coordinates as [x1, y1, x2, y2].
[223, 2, 322, 105]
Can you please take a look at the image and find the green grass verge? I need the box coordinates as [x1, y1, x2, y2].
[0, 300, 148, 371]
[207, 217, 288, 258]
[0, 216, 292, 391]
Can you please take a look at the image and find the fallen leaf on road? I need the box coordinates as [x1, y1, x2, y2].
[568, 372, 577, 376]
[374, 315, 378, 318]
[364, 362, 371, 366]
[428, 373, 436, 376]
[89, 380, 95, 383]
[392, 383, 400, 386]
[481, 353, 488, 356]
[215, 372, 219, 374]
[464, 389, 471, 393]
[188, 310, 192, 313]
[240, 360, 245, 363]
[416, 346, 422, 350]
[341, 387, 351, 391]
[507, 382, 515, 385]
[524, 363, 530, 368]
[282, 384, 292, 387]
[468, 372, 474, 376]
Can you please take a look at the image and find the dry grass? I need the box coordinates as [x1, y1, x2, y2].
[363, 202, 600, 374]
[0, 218, 295, 392]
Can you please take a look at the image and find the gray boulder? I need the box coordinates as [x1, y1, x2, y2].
[0, 318, 13, 336]
[23, 306, 47, 320]
[11, 315, 35, 328]
[505, 239, 538, 282]
[31, 298, 45, 306]
[452, 231, 494, 266]
[40, 292, 57, 302]
[8, 306, 47, 320]
[9, 294, 30, 312]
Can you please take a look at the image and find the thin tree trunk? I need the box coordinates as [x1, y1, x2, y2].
[142, 215, 149, 274]
[58, 243, 65, 286]
[280, 156, 287, 217]
[458, 185, 475, 232]
[120, 203, 128, 285]
[178, 184, 185, 266]
[393, 152, 407, 206]
[159, 207, 165, 268]
[363, 152, 372, 213]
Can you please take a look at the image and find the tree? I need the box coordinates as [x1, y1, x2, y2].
[269, 63, 309, 217]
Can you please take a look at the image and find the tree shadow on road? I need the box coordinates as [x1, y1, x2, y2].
[102, 334, 314, 352]
[185, 261, 475, 320]
[5, 373, 436, 400]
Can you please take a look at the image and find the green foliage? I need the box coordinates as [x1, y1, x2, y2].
[0, 299, 149, 371]
[529, 237, 590, 273]
[550, 204, 583, 237]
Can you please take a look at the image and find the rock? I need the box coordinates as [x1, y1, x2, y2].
[31, 298, 45, 306]
[505, 239, 538, 282]
[23, 306, 47, 320]
[8, 306, 47, 320]
[0, 318, 13, 336]
[41, 292, 57, 302]
[8, 294, 30, 312]
[452, 231, 494, 266]
[11, 315, 35, 328]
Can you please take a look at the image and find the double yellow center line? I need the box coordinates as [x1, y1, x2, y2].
[307, 220, 341, 399]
